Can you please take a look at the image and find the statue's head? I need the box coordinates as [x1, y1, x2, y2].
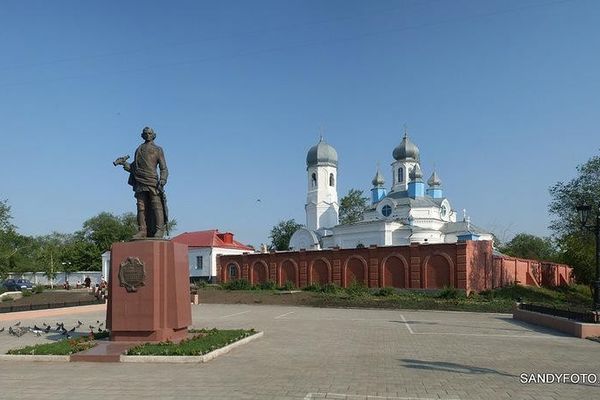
[141, 127, 156, 141]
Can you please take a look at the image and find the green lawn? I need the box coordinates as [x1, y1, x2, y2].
[308, 284, 594, 313]
[6, 330, 256, 357]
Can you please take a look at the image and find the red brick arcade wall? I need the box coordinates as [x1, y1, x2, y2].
[217, 241, 573, 292]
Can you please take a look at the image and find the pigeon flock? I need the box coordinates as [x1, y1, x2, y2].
[1, 319, 107, 339]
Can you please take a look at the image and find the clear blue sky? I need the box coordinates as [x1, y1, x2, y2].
[1, 0, 599, 247]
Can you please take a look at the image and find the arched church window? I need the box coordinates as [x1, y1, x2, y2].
[311, 173, 317, 187]
[398, 168, 403, 182]
[329, 173, 335, 187]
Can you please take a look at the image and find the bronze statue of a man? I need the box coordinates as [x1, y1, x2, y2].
[114, 127, 169, 239]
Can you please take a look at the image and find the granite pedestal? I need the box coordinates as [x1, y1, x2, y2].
[107, 240, 191, 342]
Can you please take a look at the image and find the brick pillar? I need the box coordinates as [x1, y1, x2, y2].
[299, 251, 308, 288]
[368, 259, 379, 288]
[368, 246, 379, 288]
[216, 255, 221, 283]
[409, 244, 421, 288]
[456, 242, 467, 290]
[270, 261, 277, 284]
[242, 263, 249, 281]
[333, 259, 341, 286]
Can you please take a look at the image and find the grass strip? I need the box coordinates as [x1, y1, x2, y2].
[126, 328, 256, 356]
[7, 331, 109, 355]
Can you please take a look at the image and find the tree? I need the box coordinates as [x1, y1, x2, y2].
[77, 212, 138, 252]
[556, 232, 595, 284]
[339, 189, 369, 225]
[0, 199, 16, 233]
[0, 200, 33, 277]
[499, 233, 557, 261]
[33, 233, 72, 283]
[548, 154, 600, 284]
[269, 219, 303, 251]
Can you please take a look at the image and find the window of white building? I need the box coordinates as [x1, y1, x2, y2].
[195, 256, 203, 270]
[228, 264, 238, 279]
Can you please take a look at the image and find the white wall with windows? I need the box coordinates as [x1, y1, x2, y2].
[188, 246, 252, 281]
[102, 245, 252, 283]
[188, 247, 212, 280]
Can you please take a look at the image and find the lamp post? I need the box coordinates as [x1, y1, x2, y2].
[61, 261, 72, 289]
[575, 203, 600, 311]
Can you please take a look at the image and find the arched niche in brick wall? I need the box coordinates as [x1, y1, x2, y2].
[422, 253, 454, 289]
[381, 254, 409, 288]
[250, 260, 269, 285]
[309, 258, 331, 285]
[344, 256, 368, 287]
[225, 262, 241, 282]
[279, 259, 299, 287]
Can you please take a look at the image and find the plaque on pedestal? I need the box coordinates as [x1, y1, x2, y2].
[106, 240, 191, 342]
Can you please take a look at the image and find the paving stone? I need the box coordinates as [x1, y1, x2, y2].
[0, 304, 598, 399]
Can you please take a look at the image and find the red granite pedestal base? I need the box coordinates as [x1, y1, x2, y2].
[107, 240, 191, 342]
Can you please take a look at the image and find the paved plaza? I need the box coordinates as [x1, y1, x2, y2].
[0, 303, 598, 399]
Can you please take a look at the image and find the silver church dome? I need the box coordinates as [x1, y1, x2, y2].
[306, 137, 338, 167]
[372, 167, 385, 187]
[427, 171, 442, 187]
[392, 132, 420, 161]
[409, 164, 423, 181]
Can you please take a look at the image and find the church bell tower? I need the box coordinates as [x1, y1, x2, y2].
[391, 128, 420, 193]
[305, 137, 339, 231]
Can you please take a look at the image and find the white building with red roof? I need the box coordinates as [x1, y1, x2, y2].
[101, 230, 253, 283]
[171, 230, 254, 281]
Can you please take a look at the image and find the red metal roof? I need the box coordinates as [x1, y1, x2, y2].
[171, 230, 253, 251]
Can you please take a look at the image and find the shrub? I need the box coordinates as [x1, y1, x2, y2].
[303, 283, 322, 292]
[33, 285, 44, 294]
[279, 281, 295, 291]
[189, 284, 198, 295]
[303, 283, 340, 293]
[1, 295, 14, 302]
[321, 283, 340, 294]
[345, 281, 369, 297]
[222, 279, 252, 290]
[258, 280, 277, 290]
[437, 286, 464, 299]
[375, 287, 396, 297]
[205, 283, 222, 289]
[22, 289, 32, 297]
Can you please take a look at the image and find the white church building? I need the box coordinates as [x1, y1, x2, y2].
[289, 132, 493, 250]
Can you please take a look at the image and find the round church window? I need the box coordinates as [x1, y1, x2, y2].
[382, 205, 392, 217]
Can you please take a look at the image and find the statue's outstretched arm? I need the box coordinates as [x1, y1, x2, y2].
[113, 155, 131, 171]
